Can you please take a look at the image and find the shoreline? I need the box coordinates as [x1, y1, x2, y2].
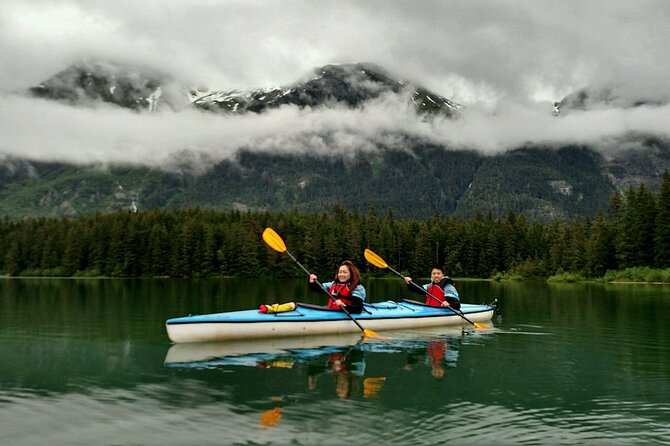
[2, 275, 670, 285]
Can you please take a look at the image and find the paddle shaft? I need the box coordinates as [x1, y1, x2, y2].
[283, 249, 368, 334]
[384, 265, 479, 327]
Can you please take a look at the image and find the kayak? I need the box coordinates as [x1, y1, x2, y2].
[166, 300, 496, 343]
[165, 299, 496, 343]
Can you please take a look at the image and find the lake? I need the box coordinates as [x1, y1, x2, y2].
[1, 278, 669, 445]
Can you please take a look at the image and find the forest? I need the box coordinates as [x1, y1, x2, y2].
[1, 172, 670, 281]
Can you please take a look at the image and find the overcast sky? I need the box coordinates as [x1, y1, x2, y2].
[2, 0, 670, 166]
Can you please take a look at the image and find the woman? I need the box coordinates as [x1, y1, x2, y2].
[309, 260, 366, 314]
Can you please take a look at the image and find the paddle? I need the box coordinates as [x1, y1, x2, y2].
[262, 227, 384, 339]
[364, 248, 490, 329]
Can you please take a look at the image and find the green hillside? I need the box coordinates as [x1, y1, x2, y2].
[4, 141, 665, 221]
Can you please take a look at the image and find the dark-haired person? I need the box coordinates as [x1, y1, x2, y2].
[309, 260, 366, 314]
[403, 265, 461, 310]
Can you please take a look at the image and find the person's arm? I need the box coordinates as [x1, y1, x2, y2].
[351, 284, 366, 302]
[443, 284, 459, 300]
[342, 285, 365, 313]
[309, 277, 331, 293]
[404, 276, 425, 295]
[443, 284, 460, 309]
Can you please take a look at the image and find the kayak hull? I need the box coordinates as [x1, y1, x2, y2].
[166, 300, 494, 343]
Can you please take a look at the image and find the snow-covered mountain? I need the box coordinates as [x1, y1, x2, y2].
[28, 60, 461, 117]
[190, 63, 461, 117]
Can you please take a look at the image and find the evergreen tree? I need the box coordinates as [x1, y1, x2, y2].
[201, 224, 219, 276]
[615, 186, 638, 268]
[88, 215, 109, 275]
[411, 224, 433, 276]
[235, 224, 261, 277]
[547, 222, 568, 272]
[585, 210, 614, 276]
[566, 217, 588, 273]
[655, 170, 670, 267]
[636, 184, 657, 266]
[147, 222, 170, 276]
[4, 238, 24, 276]
[63, 224, 88, 275]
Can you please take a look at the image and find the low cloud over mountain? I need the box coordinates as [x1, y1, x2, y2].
[1, 60, 670, 173]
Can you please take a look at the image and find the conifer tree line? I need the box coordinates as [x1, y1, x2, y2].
[2, 172, 670, 279]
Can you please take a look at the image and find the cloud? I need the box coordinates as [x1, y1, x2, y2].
[3, 92, 670, 172]
[3, 1, 670, 103]
[440, 102, 670, 152]
[2, 0, 670, 169]
[0, 93, 421, 169]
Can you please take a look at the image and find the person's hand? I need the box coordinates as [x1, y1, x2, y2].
[334, 298, 344, 307]
[441, 301, 450, 308]
[403, 276, 412, 284]
[309, 273, 317, 283]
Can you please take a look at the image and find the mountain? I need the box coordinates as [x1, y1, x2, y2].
[28, 60, 460, 117]
[28, 60, 188, 111]
[3, 61, 670, 221]
[191, 63, 461, 117]
[552, 85, 667, 116]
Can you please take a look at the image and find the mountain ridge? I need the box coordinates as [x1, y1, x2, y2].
[28, 60, 461, 117]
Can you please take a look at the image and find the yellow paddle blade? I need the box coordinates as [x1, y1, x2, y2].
[262, 227, 287, 253]
[474, 322, 490, 329]
[363, 328, 389, 339]
[364, 248, 388, 269]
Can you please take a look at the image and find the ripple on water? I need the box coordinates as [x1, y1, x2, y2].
[337, 399, 670, 445]
[0, 384, 276, 445]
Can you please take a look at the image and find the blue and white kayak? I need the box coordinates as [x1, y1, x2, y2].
[166, 299, 496, 343]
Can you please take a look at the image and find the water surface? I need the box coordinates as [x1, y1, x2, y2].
[1, 278, 669, 445]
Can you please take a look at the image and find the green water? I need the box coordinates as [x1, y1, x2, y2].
[1, 278, 669, 445]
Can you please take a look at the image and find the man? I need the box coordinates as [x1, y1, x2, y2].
[404, 265, 461, 310]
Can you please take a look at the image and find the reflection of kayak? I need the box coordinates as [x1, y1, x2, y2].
[165, 299, 495, 343]
[164, 329, 466, 368]
[164, 333, 363, 365]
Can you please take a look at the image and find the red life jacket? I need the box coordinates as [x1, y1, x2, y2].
[425, 284, 445, 307]
[327, 282, 355, 310]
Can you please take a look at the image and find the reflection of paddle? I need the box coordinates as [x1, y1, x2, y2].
[259, 407, 282, 429]
[364, 248, 489, 329]
[262, 227, 385, 339]
[363, 377, 386, 398]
